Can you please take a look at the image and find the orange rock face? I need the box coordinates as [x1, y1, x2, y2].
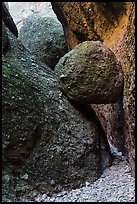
[51, 2, 135, 176]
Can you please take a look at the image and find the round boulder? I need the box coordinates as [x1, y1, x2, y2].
[19, 13, 68, 69]
[54, 41, 124, 104]
[2, 35, 112, 200]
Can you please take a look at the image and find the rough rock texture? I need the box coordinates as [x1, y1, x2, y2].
[92, 3, 135, 176]
[91, 96, 125, 153]
[18, 13, 68, 69]
[51, 2, 135, 176]
[122, 3, 135, 176]
[14, 156, 135, 202]
[51, 2, 127, 50]
[54, 40, 123, 104]
[2, 31, 112, 201]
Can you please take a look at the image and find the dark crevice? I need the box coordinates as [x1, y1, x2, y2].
[95, 2, 127, 23]
[51, 2, 68, 27]
[2, 2, 18, 37]
[68, 100, 113, 169]
[72, 30, 88, 43]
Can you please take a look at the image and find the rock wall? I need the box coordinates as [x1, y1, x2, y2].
[51, 2, 135, 176]
[2, 30, 112, 200]
[2, 3, 135, 202]
[122, 3, 135, 176]
[2, 3, 112, 201]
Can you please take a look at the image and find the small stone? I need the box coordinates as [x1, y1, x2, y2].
[21, 173, 29, 180]
[41, 193, 48, 200]
[3, 174, 10, 183]
[85, 181, 90, 186]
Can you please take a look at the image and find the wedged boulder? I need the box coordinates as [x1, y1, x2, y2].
[18, 13, 68, 69]
[54, 41, 124, 104]
[52, 2, 135, 176]
[2, 31, 112, 201]
[91, 3, 135, 176]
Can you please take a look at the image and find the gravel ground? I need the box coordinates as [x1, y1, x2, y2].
[16, 148, 135, 202]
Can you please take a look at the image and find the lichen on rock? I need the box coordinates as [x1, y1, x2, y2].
[2, 30, 112, 201]
[19, 13, 68, 69]
[54, 40, 124, 104]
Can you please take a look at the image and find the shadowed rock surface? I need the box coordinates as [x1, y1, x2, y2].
[2, 30, 112, 201]
[51, 2, 135, 176]
[2, 2, 18, 37]
[122, 2, 135, 176]
[54, 40, 124, 104]
[19, 13, 68, 69]
[51, 2, 127, 50]
[2, 21, 10, 53]
[2, 2, 135, 202]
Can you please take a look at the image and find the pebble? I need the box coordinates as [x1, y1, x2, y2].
[16, 153, 135, 202]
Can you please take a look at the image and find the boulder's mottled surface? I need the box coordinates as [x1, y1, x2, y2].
[19, 13, 68, 69]
[2, 31, 112, 201]
[52, 2, 135, 176]
[54, 41, 123, 104]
